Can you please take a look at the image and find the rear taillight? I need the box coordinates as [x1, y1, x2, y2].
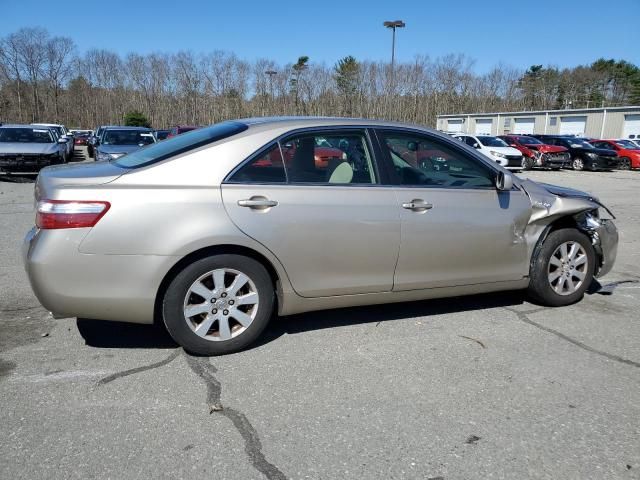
[36, 200, 110, 229]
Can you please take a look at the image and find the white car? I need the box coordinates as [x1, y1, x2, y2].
[454, 134, 524, 171]
[32, 123, 74, 161]
[626, 135, 640, 148]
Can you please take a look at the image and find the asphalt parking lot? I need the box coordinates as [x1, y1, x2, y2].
[1, 157, 639, 480]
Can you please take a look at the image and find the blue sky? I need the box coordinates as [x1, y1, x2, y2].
[3, 0, 639, 72]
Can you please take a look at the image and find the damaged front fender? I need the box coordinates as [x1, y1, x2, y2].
[519, 179, 619, 278]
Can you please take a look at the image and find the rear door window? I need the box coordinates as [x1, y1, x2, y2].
[227, 143, 287, 183]
[280, 130, 377, 185]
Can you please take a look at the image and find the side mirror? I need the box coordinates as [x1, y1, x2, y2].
[57, 138, 68, 143]
[496, 171, 513, 191]
[473, 143, 480, 149]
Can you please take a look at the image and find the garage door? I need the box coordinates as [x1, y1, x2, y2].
[447, 119, 463, 133]
[513, 117, 535, 134]
[623, 114, 640, 138]
[475, 119, 492, 135]
[560, 116, 587, 135]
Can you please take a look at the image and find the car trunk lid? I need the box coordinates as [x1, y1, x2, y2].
[35, 161, 127, 201]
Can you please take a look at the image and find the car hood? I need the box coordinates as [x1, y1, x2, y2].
[0, 143, 58, 155]
[98, 144, 145, 155]
[525, 144, 566, 153]
[485, 146, 522, 156]
[571, 146, 617, 157]
[35, 161, 128, 200]
[518, 178, 613, 223]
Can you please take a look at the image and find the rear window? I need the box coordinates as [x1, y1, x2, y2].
[114, 121, 248, 168]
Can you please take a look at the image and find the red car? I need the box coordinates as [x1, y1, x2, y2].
[74, 133, 90, 146]
[499, 135, 570, 170]
[255, 142, 344, 169]
[166, 125, 201, 138]
[589, 139, 640, 170]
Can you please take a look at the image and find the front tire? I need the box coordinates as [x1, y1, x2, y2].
[572, 156, 584, 171]
[163, 254, 274, 355]
[619, 157, 631, 170]
[528, 228, 595, 307]
[522, 156, 535, 170]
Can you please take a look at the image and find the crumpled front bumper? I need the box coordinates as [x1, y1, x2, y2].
[591, 219, 618, 277]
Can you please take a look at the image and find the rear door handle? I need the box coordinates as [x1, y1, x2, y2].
[402, 199, 433, 211]
[238, 197, 278, 209]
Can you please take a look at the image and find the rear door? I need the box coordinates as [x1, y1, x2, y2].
[375, 129, 532, 290]
[221, 128, 400, 298]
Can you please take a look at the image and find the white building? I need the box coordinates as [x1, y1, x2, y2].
[436, 106, 640, 139]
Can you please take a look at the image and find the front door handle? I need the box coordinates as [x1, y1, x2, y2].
[402, 199, 433, 211]
[238, 197, 278, 209]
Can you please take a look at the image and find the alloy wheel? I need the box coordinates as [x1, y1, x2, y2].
[183, 268, 259, 341]
[619, 158, 631, 170]
[547, 241, 588, 296]
[572, 157, 584, 170]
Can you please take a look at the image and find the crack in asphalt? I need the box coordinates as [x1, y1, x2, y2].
[184, 354, 288, 480]
[0, 305, 43, 313]
[504, 307, 640, 368]
[96, 349, 180, 385]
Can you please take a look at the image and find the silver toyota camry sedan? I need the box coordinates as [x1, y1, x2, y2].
[23, 117, 618, 355]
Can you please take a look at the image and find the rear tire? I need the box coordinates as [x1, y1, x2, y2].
[162, 254, 274, 355]
[528, 228, 595, 307]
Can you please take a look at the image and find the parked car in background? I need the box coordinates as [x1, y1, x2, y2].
[88, 125, 118, 158]
[22, 118, 618, 355]
[153, 129, 170, 141]
[627, 134, 640, 147]
[94, 127, 155, 161]
[74, 132, 91, 146]
[589, 139, 640, 170]
[533, 135, 618, 171]
[32, 123, 74, 161]
[167, 125, 201, 138]
[453, 134, 523, 170]
[499, 135, 570, 170]
[0, 124, 66, 172]
[69, 129, 93, 136]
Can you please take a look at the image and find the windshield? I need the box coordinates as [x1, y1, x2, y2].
[114, 121, 248, 168]
[616, 140, 639, 149]
[51, 126, 63, 137]
[155, 130, 170, 140]
[518, 136, 543, 145]
[0, 128, 54, 143]
[102, 130, 155, 146]
[478, 136, 508, 147]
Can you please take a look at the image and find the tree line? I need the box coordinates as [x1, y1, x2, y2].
[1, 27, 639, 129]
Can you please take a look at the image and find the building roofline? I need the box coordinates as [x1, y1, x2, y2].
[437, 105, 640, 119]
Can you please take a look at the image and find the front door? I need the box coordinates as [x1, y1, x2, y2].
[375, 129, 532, 291]
[222, 129, 400, 298]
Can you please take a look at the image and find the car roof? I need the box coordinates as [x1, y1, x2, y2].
[237, 116, 433, 132]
[1, 124, 55, 129]
[31, 123, 64, 127]
[102, 126, 152, 131]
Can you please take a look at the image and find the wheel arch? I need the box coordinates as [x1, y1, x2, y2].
[154, 244, 283, 325]
[529, 211, 604, 277]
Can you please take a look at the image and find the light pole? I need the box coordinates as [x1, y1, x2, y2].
[265, 70, 277, 114]
[383, 20, 405, 75]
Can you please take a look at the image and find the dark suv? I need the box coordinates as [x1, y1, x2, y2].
[532, 135, 618, 171]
